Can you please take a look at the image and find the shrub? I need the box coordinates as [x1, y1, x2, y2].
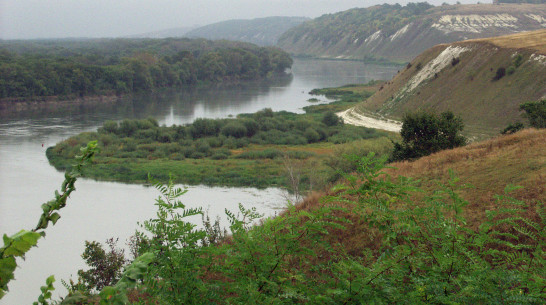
[493, 67, 506, 81]
[194, 140, 211, 155]
[191, 118, 219, 138]
[390, 111, 466, 161]
[520, 99, 546, 128]
[451, 57, 460, 66]
[322, 111, 343, 126]
[513, 53, 523, 68]
[99, 120, 118, 134]
[240, 118, 259, 137]
[304, 128, 320, 143]
[506, 65, 516, 75]
[119, 119, 139, 137]
[500, 122, 524, 134]
[205, 136, 223, 148]
[221, 122, 247, 138]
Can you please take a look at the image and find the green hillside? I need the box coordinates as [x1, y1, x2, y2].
[353, 30, 546, 139]
[278, 3, 546, 63]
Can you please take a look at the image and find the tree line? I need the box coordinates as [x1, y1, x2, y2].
[0, 38, 292, 99]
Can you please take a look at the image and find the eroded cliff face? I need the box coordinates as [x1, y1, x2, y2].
[353, 30, 546, 138]
[278, 4, 546, 62]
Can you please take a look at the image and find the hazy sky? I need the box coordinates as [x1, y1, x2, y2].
[0, 0, 481, 39]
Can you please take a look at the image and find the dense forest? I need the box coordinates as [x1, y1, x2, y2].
[0, 38, 292, 99]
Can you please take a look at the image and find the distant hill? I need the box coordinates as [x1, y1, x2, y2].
[349, 29, 546, 139]
[277, 3, 546, 63]
[185, 16, 309, 46]
[127, 26, 197, 39]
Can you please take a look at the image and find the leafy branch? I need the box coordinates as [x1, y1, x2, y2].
[0, 141, 97, 300]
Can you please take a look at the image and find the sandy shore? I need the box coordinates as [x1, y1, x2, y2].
[337, 107, 402, 132]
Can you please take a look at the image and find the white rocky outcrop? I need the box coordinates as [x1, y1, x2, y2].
[365, 30, 382, 44]
[529, 53, 546, 66]
[432, 14, 518, 33]
[390, 24, 411, 41]
[405, 46, 470, 93]
[525, 14, 546, 26]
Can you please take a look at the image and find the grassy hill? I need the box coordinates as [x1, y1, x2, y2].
[277, 3, 546, 63]
[353, 29, 546, 139]
[299, 127, 545, 254]
[186, 16, 309, 46]
[53, 129, 545, 304]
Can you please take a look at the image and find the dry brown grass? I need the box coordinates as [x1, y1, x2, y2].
[460, 29, 546, 54]
[387, 128, 545, 227]
[293, 129, 545, 254]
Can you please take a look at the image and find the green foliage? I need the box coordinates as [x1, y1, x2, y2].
[501, 122, 524, 134]
[520, 99, 546, 128]
[390, 111, 466, 161]
[0, 141, 97, 300]
[322, 111, 343, 126]
[33, 275, 55, 305]
[12, 151, 545, 303]
[72, 155, 543, 303]
[97, 252, 155, 305]
[77, 239, 127, 291]
[47, 111, 389, 187]
[319, 154, 545, 303]
[221, 121, 247, 138]
[0, 39, 292, 99]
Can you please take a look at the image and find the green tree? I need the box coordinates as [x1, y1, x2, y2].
[390, 111, 466, 161]
[77, 238, 127, 291]
[322, 111, 343, 126]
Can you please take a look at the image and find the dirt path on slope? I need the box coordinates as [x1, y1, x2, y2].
[337, 107, 402, 132]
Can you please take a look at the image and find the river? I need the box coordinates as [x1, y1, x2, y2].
[0, 59, 399, 304]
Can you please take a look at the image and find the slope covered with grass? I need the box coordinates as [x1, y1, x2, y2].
[354, 30, 546, 139]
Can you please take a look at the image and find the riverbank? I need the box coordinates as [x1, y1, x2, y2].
[0, 94, 123, 114]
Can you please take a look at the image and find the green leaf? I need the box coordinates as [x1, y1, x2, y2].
[0, 256, 17, 286]
[2, 230, 41, 257]
[45, 275, 55, 286]
[49, 213, 61, 225]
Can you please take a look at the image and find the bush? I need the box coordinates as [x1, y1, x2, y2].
[191, 118, 219, 138]
[506, 66, 516, 75]
[513, 53, 523, 68]
[520, 100, 546, 128]
[99, 120, 118, 134]
[221, 122, 248, 138]
[500, 122, 524, 134]
[493, 67, 506, 81]
[194, 140, 211, 155]
[322, 111, 343, 126]
[390, 111, 466, 162]
[240, 119, 259, 137]
[304, 128, 320, 143]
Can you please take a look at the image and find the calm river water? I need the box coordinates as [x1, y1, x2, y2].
[0, 59, 399, 304]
